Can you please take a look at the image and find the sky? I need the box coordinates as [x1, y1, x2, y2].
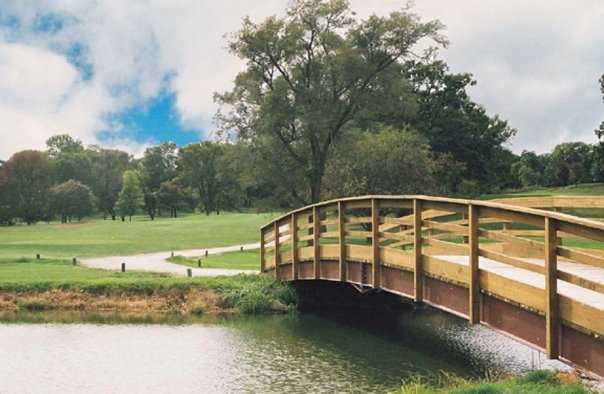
[0, 0, 603, 159]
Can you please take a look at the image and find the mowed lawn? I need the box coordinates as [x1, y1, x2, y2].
[0, 212, 278, 260]
[169, 250, 261, 270]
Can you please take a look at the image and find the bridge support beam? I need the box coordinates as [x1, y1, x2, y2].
[338, 201, 346, 282]
[413, 199, 423, 303]
[274, 221, 280, 279]
[545, 216, 559, 359]
[313, 206, 320, 279]
[468, 204, 480, 324]
[372, 199, 380, 288]
[291, 213, 298, 281]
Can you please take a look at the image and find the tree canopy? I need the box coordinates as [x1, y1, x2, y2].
[216, 0, 446, 203]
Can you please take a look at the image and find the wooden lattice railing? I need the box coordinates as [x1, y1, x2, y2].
[260, 195, 604, 365]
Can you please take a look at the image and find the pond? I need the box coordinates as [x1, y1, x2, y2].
[0, 308, 562, 393]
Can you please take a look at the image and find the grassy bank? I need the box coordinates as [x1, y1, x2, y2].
[168, 249, 260, 270]
[393, 370, 594, 394]
[0, 258, 295, 315]
[0, 211, 277, 259]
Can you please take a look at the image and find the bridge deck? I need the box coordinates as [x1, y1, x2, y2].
[440, 255, 604, 310]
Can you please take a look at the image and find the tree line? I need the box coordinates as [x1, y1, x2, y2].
[1, 0, 603, 225]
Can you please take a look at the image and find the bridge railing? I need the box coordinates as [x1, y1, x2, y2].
[260, 195, 604, 364]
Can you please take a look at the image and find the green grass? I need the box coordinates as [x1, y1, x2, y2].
[0, 258, 296, 314]
[483, 183, 604, 200]
[393, 370, 591, 394]
[168, 250, 261, 270]
[0, 212, 277, 259]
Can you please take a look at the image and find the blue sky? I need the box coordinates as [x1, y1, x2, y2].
[100, 92, 202, 148]
[0, 1, 603, 158]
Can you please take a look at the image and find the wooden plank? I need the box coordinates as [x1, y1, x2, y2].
[319, 244, 339, 260]
[557, 220, 604, 243]
[346, 230, 372, 239]
[545, 217, 559, 359]
[422, 200, 468, 214]
[426, 238, 469, 254]
[260, 228, 266, 272]
[379, 231, 414, 242]
[414, 199, 423, 302]
[291, 213, 298, 280]
[478, 229, 545, 253]
[479, 270, 545, 312]
[469, 204, 480, 324]
[557, 246, 604, 269]
[559, 295, 604, 337]
[321, 231, 339, 239]
[479, 206, 544, 228]
[557, 270, 604, 294]
[379, 247, 414, 270]
[320, 219, 338, 226]
[423, 220, 468, 235]
[372, 199, 380, 287]
[422, 255, 469, 285]
[345, 199, 371, 209]
[298, 234, 313, 243]
[479, 248, 544, 275]
[346, 244, 372, 262]
[313, 206, 320, 279]
[299, 246, 313, 261]
[346, 216, 372, 224]
[338, 201, 346, 282]
[274, 221, 280, 279]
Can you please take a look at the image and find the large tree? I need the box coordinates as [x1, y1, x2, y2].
[323, 126, 438, 198]
[401, 60, 516, 191]
[49, 180, 96, 223]
[1, 150, 52, 224]
[138, 141, 178, 220]
[178, 142, 241, 215]
[114, 170, 144, 221]
[87, 147, 131, 220]
[46, 134, 92, 185]
[216, 0, 446, 203]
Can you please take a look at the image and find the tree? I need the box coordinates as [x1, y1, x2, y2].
[401, 60, 516, 191]
[216, 0, 446, 203]
[511, 150, 548, 187]
[46, 134, 92, 185]
[1, 150, 52, 224]
[49, 180, 96, 222]
[0, 161, 13, 225]
[595, 74, 604, 141]
[158, 179, 188, 218]
[88, 147, 131, 220]
[138, 141, 177, 220]
[323, 127, 438, 198]
[114, 170, 144, 221]
[178, 142, 242, 215]
[548, 142, 594, 186]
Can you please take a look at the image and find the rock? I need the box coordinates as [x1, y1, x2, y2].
[269, 299, 289, 313]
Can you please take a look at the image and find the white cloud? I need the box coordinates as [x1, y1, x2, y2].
[0, 0, 603, 159]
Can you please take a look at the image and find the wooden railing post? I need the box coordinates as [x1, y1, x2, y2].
[338, 201, 346, 282]
[545, 216, 559, 359]
[260, 228, 266, 273]
[413, 199, 423, 302]
[274, 221, 280, 279]
[468, 204, 480, 324]
[313, 206, 320, 279]
[291, 213, 298, 280]
[371, 198, 380, 288]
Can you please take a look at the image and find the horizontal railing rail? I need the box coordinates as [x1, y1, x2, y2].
[260, 195, 604, 369]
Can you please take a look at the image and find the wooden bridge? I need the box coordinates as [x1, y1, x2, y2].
[260, 195, 604, 377]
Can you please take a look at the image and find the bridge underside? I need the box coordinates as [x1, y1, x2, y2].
[270, 259, 604, 377]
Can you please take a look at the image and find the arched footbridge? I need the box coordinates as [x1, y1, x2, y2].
[260, 195, 604, 377]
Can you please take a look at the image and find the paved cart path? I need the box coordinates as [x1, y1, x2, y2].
[81, 243, 260, 277]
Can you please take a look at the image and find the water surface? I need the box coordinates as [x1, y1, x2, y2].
[0, 309, 562, 393]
